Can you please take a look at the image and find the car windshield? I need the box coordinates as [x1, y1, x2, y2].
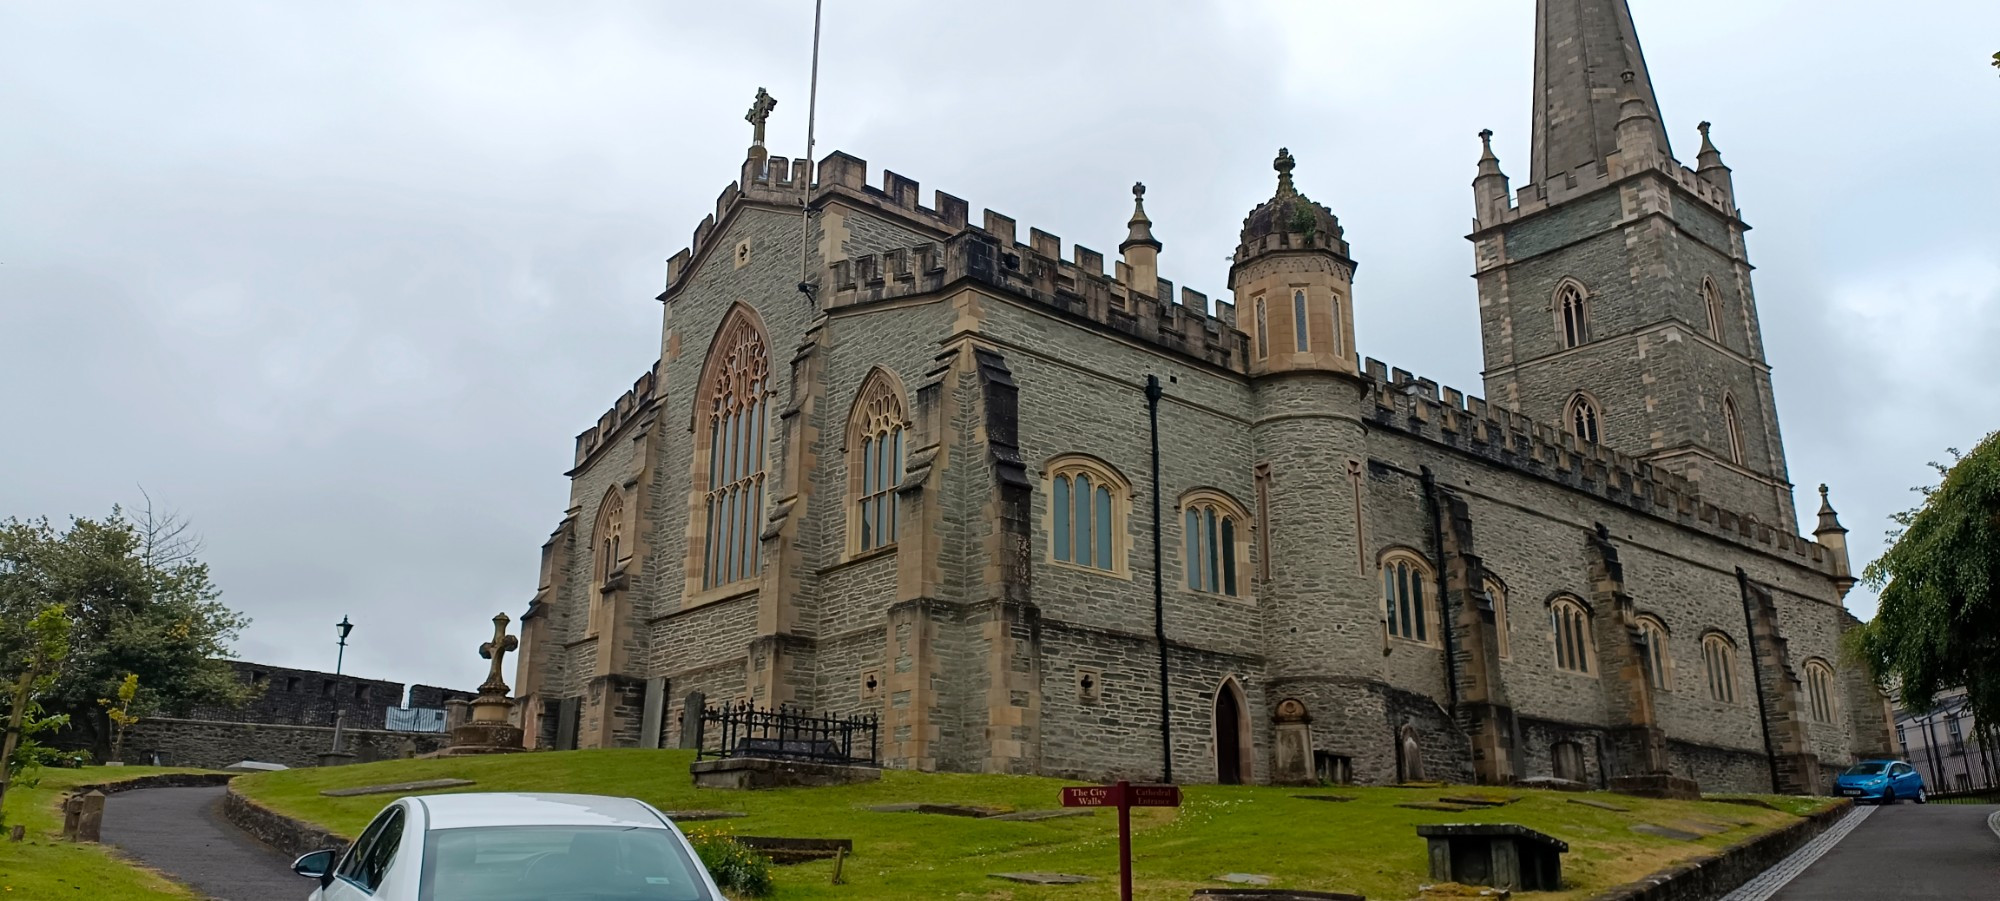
[1843, 762, 1887, 775]
[420, 825, 713, 901]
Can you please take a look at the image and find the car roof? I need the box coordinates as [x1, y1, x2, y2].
[412, 792, 669, 831]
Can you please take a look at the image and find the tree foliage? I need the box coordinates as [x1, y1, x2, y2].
[1855, 430, 2000, 729]
[0, 509, 252, 759]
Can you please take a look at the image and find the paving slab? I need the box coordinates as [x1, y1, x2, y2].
[101, 785, 308, 901]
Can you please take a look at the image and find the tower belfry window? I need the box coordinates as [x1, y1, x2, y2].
[1557, 282, 1589, 348]
[1254, 297, 1268, 360]
[1722, 396, 1744, 465]
[1566, 394, 1600, 444]
[1293, 290, 1310, 352]
[1703, 278, 1724, 340]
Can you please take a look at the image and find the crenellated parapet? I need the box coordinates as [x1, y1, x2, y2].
[662, 155, 812, 296]
[825, 222, 1243, 372]
[571, 360, 664, 472]
[1356, 357, 1840, 576]
[1471, 154, 1737, 236]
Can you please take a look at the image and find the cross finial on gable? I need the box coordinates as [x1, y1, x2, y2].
[745, 87, 778, 147]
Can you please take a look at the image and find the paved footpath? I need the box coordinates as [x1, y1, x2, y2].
[102, 785, 313, 901]
[1742, 802, 2000, 900]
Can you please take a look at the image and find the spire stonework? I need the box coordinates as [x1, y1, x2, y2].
[1530, 0, 1671, 183]
[1473, 129, 1511, 221]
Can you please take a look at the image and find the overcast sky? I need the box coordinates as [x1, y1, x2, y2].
[3, 1, 1995, 695]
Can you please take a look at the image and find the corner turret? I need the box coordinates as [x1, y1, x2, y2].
[1696, 121, 1733, 195]
[1613, 71, 1662, 168]
[1813, 484, 1855, 597]
[1119, 182, 1162, 298]
[1473, 129, 1511, 222]
[1229, 149, 1358, 377]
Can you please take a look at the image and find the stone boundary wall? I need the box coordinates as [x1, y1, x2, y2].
[130, 716, 450, 770]
[62, 771, 236, 797]
[1583, 799, 1852, 901]
[222, 784, 354, 860]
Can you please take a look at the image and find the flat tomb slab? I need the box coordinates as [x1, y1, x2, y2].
[991, 872, 1093, 885]
[1399, 802, 1480, 812]
[864, 802, 1006, 817]
[1191, 890, 1366, 900]
[660, 810, 747, 822]
[733, 836, 851, 864]
[1567, 798, 1629, 812]
[1630, 823, 1704, 841]
[989, 809, 1093, 822]
[1293, 795, 1358, 803]
[320, 779, 476, 797]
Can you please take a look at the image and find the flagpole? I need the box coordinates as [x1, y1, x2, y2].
[798, 0, 824, 301]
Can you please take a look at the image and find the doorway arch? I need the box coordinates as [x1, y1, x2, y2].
[1212, 678, 1253, 784]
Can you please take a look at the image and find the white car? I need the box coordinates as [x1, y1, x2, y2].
[291, 792, 725, 901]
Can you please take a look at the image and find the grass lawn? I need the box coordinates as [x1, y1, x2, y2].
[237, 750, 1837, 901]
[0, 766, 207, 899]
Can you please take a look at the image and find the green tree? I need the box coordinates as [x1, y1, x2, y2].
[0, 604, 72, 825]
[1854, 430, 2000, 732]
[100, 672, 144, 764]
[0, 511, 252, 762]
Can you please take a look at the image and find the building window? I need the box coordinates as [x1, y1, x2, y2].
[1254, 297, 1268, 360]
[1722, 396, 1744, 465]
[286, 676, 301, 692]
[1702, 278, 1724, 340]
[1896, 723, 1907, 749]
[1566, 393, 1601, 444]
[848, 369, 908, 554]
[1804, 659, 1836, 723]
[1293, 289, 1310, 352]
[1253, 464, 1272, 582]
[1381, 551, 1436, 645]
[1483, 577, 1511, 659]
[1702, 633, 1739, 704]
[1046, 455, 1129, 575]
[1330, 296, 1344, 357]
[1948, 715, 1964, 754]
[1549, 596, 1594, 674]
[1557, 281, 1590, 348]
[1637, 615, 1671, 690]
[696, 307, 771, 591]
[1181, 490, 1251, 599]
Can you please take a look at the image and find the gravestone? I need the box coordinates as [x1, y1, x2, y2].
[677, 691, 706, 749]
[1416, 824, 1566, 892]
[1272, 699, 1314, 785]
[433, 613, 526, 756]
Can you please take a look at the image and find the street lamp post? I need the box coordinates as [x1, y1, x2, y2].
[335, 616, 355, 675]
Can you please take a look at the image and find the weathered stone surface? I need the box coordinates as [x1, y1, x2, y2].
[991, 872, 1092, 885]
[124, 717, 448, 770]
[1216, 873, 1273, 885]
[1587, 802, 1851, 901]
[1190, 890, 1364, 900]
[1665, 819, 1732, 836]
[1566, 798, 1629, 812]
[1438, 796, 1513, 807]
[989, 809, 1092, 822]
[1610, 774, 1701, 801]
[1630, 823, 1703, 841]
[320, 778, 475, 798]
[864, 802, 1003, 817]
[222, 786, 351, 859]
[1707, 796, 1781, 811]
[690, 757, 882, 790]
[1399, 802, 1478, 812]
[1293, 795, 1357, 803]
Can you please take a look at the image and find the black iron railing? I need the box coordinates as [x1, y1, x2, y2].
[693, 701, 879, 766]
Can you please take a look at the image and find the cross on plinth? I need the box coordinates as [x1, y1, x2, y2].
[745, 87, 777, 147]
[477, 612, 519, 695]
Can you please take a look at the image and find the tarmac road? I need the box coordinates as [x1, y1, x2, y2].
[1769, 802, 2000, 900]
[102, 785, 316, 901]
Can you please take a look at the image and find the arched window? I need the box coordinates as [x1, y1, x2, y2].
[1702, 633, 1739, 704]
[1254, 297, 1268, 360]
[1804, 659, 1837, 723]
[1636, 615, 1671, 690]
[696, 307, 771, 592]
[1549, 596, 1594, 674]
[1182, 490, 1251, 599]
[1046, 456, 1129, 575]
[1483, 577, 1512, 659]
[1380, 551, 1436, 645]
[1330, 296, 1344, 357]
[588, 489, 625, 635]
[1293, 289, 1310, 352]
[1566, 393, 1601, 444]
[1702, 278, 1724, 340]
[1722, 396, 1744, 465]
[1556, 281, 1590, 348]
[848, 369, 908, 555]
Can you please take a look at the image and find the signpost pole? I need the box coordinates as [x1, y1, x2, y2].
[1116, 780, 1133, 901]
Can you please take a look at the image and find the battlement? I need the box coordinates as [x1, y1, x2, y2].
[573, 360, 663, 471]
[1473, 151, 1736, 234]
[1356, 357, 1838, 575]
[662, 154, 813, 296]
[826, 223, 1243, 371]
[812, 152, 971, 237]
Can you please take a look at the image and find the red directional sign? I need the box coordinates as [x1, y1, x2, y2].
[1060, 785, 1118, 807]
[1127, 784, 1182, 808]
[1059, 781, 1182, 901]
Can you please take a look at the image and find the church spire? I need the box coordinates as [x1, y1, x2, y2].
[1530, 0, 1672, 183]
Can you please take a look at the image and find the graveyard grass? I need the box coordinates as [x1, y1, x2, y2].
[237, 749, 1837, 901]
[0, 766, 205, 899]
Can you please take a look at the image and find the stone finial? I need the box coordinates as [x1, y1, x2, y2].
[744, 87, 777, 147]
[1814, 484, 1847, 536]
[1475, 129, 1506, 181]
[1121, 181, 1160, 252]
[1614, 70, 1660, 158]
[1274, 147, 1297, 195]
[1696, 120, 1731, 183]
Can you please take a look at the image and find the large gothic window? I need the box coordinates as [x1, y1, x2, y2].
[1292, 289, 1310, 352]
[1722, 396, 1745, 465]
[1637, 614, 1671, 690]
[1381, 551, 1436, 646]
[588, 488, 625, 636]
[697, 308, 771, 592]
[1702, 278, 1725, 340]
[848, 369, 908, 555]
[1047, 456, 1129, 575]
[1566, 393, 1601, 444]
[1549, 596, 1594, 674]
[1804, 659, 1837, 723]
[1556, 281, 1590, 348]
[1702, 633, 1739, 704]
[1181, 490, 1251, 599]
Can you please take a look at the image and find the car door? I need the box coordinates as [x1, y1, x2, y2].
[323, 804, 408, 900]
[1896, 763, 1922, 795]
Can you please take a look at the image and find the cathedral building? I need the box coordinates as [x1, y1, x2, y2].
[511, 0, 1894, 793]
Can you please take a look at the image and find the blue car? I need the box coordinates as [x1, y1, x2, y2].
[1835, 759, 1927, 804]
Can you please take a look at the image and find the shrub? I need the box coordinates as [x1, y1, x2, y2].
[688, 830, 774, 898]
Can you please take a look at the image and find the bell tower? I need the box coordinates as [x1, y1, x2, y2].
[1471, 0, 1798, 527]
[1230, 149, 1359, 378]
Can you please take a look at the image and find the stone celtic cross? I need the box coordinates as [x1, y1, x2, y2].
[477, 612, 519, 694]
[745, 87, 777, 147]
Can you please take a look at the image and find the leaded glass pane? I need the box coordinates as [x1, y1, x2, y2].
[1185, 509, 1201, 589]
[1221, 517, 1237, 596]
[1053, 476, 1070, 562]
[1095, 487, 1111, 569]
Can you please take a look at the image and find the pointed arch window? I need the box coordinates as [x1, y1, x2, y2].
[1182, 490, 1251, 600]
[1722, 396, 1744, 465]
[848, 370, 909, 555]
[1566, 393, 1601, 444]
[1254, 297, 1268, 360]
[1804, 659, 1837, 723]
[1483, 577, 1511, 659]
[588, 489, 625, 635]
[1046, 455, 1129, 576]
[1702, 278, 1724, 340]
[1381, 551, 1436, 646]
[1293, 289, 1310, 352]
[1549, 596, 1594, 674]
[1636, 615, 1671, 690]
[1557, 281, 1590, 348]
[1702, 633, 1739, 704]
[696, 309, 771, 592]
